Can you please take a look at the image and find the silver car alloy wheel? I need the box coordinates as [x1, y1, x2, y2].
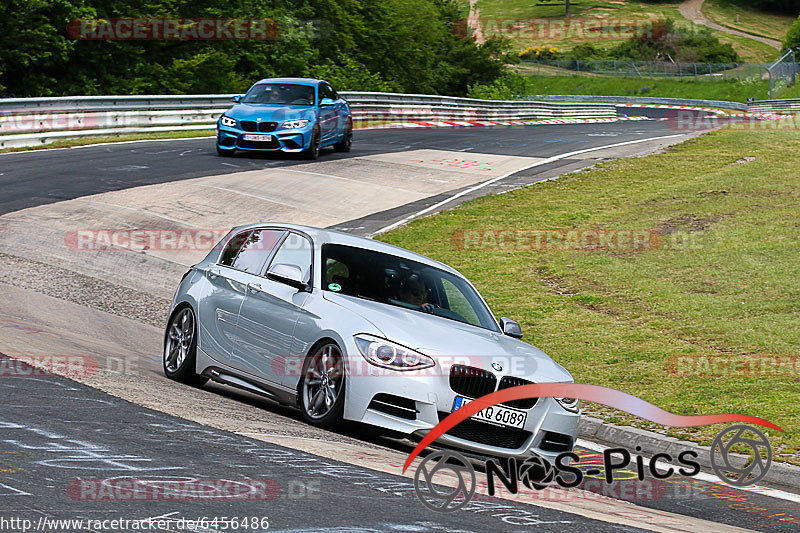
[303, 343, 344, 419]
[165, 308, 194, 373]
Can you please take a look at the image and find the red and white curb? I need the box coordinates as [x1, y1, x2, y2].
[358, 116, 654, 130]
[615, 103, 728, 115]
[616, 104, 795, 121]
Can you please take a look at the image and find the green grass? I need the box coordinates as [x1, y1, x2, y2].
[379, 126, 800, 463]
[713, 31, 782, 62]
[702, 0, 795, 42]
[514, 72, 800, 102]
[474, 0, 781, 62]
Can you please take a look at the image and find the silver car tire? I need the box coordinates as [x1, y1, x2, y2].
[163, 306, 208, 387]
[299, 342, 346, 429]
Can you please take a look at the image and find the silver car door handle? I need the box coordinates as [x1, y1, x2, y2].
[248, 282, 263, 293]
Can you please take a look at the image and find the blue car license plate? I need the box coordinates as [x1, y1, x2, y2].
[243, 134, 273, 141]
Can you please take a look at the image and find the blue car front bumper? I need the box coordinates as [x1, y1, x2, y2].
[216, 123, 313, 153]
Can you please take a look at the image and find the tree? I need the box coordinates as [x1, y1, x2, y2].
[783, 14, 800, 52]
[0, 0, 95, 96]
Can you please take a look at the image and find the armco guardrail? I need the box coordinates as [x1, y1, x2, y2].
[531, 94, 748, 111]
[0, 92, 616, 149]
[747, 98, 800, 113]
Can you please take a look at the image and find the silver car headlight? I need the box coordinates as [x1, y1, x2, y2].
[220, 115, 237, 127]
[354, 334, 434, 371]
[555, 397, 580, 413]
[281, 119, 310, 129]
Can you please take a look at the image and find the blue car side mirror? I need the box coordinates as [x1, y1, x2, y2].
[231, 94, 243, 103]
[319, 98, 335, 107]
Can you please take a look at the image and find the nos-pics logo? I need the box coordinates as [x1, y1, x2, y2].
[413, 424, 773, 512]
[404, 384, 780, 513]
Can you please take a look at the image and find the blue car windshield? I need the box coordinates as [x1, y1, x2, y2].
[242, 84, 315, 106]
[322, 244, 500, 332]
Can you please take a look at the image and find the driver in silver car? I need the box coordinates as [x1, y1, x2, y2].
[398, 275, 428, 307]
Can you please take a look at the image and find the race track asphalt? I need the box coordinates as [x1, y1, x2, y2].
[2, 109, 797, 532]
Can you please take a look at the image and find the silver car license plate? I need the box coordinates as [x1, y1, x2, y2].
[452, 396, 527, 429]
[243, 134, 273, 141]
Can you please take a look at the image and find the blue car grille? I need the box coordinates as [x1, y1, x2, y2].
[240, 121, 278, 133]
[238, 137, 280, 149]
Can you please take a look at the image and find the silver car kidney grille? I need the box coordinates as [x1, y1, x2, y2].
[449, 366, 538, 409]
[449, 365, 496, 398]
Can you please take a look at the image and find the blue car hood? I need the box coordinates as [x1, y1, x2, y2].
[227, 103, 314, 122]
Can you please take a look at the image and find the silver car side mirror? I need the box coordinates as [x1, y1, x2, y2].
[500, 317, 523, 339]
[267, 264, 307, 291]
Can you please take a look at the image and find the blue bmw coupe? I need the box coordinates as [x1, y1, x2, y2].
[216, 78, 352, 159]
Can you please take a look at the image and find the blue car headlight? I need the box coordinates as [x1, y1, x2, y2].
[220, 115, 237, 127]
[281, 119, 310, 129]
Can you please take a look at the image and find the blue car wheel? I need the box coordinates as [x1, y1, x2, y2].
[302, 128, 321, 160]
[334, 122, 353, 153]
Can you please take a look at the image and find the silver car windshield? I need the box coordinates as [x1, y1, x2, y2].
[322, 244, 500, 332]
[242, 84, 315, 105]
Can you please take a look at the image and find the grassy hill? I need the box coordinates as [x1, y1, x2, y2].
[473, 0, 792, 62]
[702, 0, 796, 41]
[381, 125, 800, 463]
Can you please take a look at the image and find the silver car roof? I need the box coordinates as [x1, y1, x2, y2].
[229, 222, 460, 276]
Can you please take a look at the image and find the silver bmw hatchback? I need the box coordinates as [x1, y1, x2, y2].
[164, 223, 580, 462]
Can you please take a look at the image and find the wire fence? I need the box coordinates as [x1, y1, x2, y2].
[519, 60, 796, 81]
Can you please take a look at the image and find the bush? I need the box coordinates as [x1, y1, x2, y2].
[519, 46, 559, 61]
[608, 19, 739, 63]
[305, 55, 397, 92]
[467, 73, 533, 100]
[784, 15, 800, 52]
[551, 18, 739, 64]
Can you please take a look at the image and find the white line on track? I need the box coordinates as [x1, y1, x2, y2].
[576, 438, 800, 504]
[371, 133, 687, 236]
